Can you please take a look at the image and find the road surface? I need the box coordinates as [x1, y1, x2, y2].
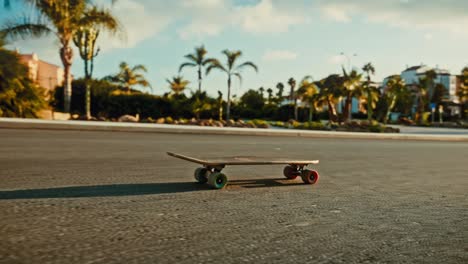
[0, 129, 467, 263]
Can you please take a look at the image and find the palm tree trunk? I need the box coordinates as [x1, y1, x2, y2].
[309, 103, 313, 122]
[85, 80, 91, 119]
[198, 66, 202, 93]
[343, 93, 352, 122]
[294, 98, 298, 120]
[367, 91, 373, 121]
[327, 99, 337, 122]
[60, 43, 73, 113]
[226, 76, 231, 120]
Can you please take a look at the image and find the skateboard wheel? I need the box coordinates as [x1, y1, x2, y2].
[283, 165, 298, 180]
[194, 167, 209, 184]
[301, 170, 319, 184]
[208, 172, 228, 189]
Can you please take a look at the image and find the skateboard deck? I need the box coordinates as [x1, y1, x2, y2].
[167, 152, 320, 189]
[167, 152, 319, 166]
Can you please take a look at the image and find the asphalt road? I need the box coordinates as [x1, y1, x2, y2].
[0, 129, 467, 264]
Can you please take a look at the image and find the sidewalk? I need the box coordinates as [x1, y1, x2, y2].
[1, 118, 468, 142]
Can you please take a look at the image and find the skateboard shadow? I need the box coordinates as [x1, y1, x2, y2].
[0, 179, 304, 200]
[0, 182, 210, 200]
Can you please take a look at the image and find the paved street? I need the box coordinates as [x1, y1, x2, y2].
[0, 128, 467, 264]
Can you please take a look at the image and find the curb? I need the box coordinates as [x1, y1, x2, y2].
[1, 118, 468, 142]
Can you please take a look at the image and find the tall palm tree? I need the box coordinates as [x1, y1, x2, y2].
[317, 74, 344, 123]
[342, 67, 363, 122]
[73, 26, 100, 119]
[179, 45, 216, 93]
[416, 69, 437, 124]
[1, 0, 121, 113]
[206, 49, 258, 120]
[362, 62, 376, 121]
[104, 62, 151, 94]
[297, 76, 319, 122]
[287, 77, 297, 119]
[276, 82, 284, 103]
[166, 76, 189, 95]
[382, 75, 406, 123]
[259, 87, 265, 99]
[266, 88, 273, 104]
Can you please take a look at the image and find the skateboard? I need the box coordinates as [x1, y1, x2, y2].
[167, 152, 320, 189]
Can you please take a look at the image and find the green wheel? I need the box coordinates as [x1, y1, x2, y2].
[194, 167, 209, 184]
[301, 169, 319, 184]
[208, 172, 228, 189]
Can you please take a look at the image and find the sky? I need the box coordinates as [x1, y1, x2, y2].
[2, 0, 468, 97]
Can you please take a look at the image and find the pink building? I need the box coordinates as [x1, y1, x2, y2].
[19, 53, 64, 93]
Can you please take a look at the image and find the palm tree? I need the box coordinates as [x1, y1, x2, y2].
[179, 45, 216, 93]
[362, 62, 376, 121]
[104, 62, 151, 94]
[297, 76, 319, 122]
[259, 87, 265, 99]
[342, 67, 363, 122]
[166, 76, 189, 95]
[287, 77, 297, 119]
[266, 88, 273, 104]
[317, 74, 344, 123]
[276, 82, 284, 103]
[206, 49, 258, 120]
[1, 0, 121, 113]
[382, 75, 406, 123]
[416, 69, 437, 124]
[73, 26, 100, 119]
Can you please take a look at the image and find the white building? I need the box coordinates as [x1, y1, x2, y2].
[400, 65, 458, 103]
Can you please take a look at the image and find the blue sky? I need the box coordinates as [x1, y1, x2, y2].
[2, 0, 468, 97]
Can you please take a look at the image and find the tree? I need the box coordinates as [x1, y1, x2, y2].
[415, 69, 437, 124]
[166, 76, 189, 95]
[276, 82, 284, 103]
[317, 74, 344, 122]
[381, 75, 406, 123]
[73, 26, 100, 119]
[206, 49, 258, 120]
[0, 39, 46, 117]
[1, 0, 121, 113]
[179, 45, 216, 93]
[287, 77, 297, 119]
[104, 62, 151, 94]
[342, 67, 363, 122]
[457, 67, 468, 119]
[362, 62, 376, 121]
[259, 86, 265, 99]
[266, 88, 273, 104]
[297, 76, 319, 122]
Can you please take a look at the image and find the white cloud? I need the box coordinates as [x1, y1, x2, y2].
[424, 33, 433, 40]
[235, 0, 306, 34]
[99, 0, 172, 50]
[263, 49, 298, 61]
[318, 0, 468, 34]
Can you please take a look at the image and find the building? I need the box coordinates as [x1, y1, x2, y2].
[19, 53, 64, 93]
[400, 65, 458, 103]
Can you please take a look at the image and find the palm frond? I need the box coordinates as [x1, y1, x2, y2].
[178, 62, 196, 73]
[132, 64, 147, 72]
[1, 21, 53, 40]
[205, 60, 226, 75]
[235, 61, 258, 73]
[233, 72, 243, 84]
[184, 54, 197, 63]
[80, 5, 121, 34]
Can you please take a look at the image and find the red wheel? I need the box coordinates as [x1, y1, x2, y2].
[283, 165, 298, 180]
[301, 170, 319, 184]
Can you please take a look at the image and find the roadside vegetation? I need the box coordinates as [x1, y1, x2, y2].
[1, 1, 468, 133]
